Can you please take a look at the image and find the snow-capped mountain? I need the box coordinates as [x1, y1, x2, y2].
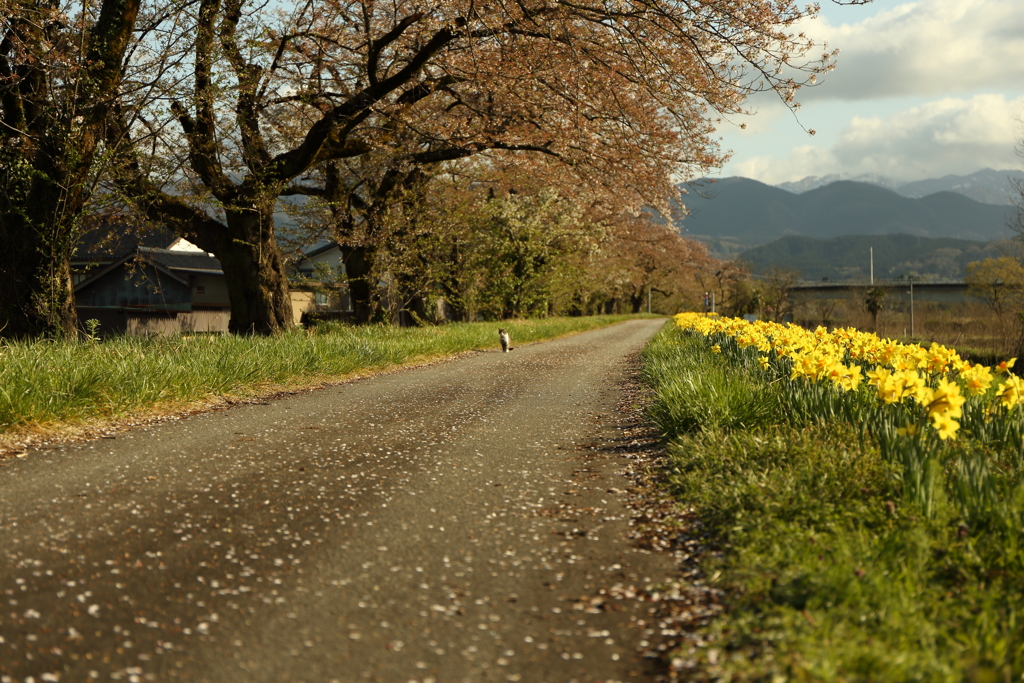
[776, 168, 1024, 206]
[777, 173, 901, 194]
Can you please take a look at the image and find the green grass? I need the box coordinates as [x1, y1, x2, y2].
[641, 324, 1024, 682]
[0, 315, 641, 432]
[643, 334, 780, 435]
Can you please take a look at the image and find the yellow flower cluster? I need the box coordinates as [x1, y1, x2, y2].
[866, 367, 927, 404]
[674, 312, 1020, 441]
[921, 378, 966, 440]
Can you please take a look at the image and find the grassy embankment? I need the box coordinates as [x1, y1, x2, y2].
[642, 316, 1024, 681]
[0, 315, 643, 435]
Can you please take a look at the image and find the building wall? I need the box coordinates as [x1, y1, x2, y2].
[191, 273, 231, 307]
[290, 291, 316, 325]
[126, 312, 190, 337]
[125, 309, 229, 336]
[75, 309, 130, 337]
[295, 246, 347, 280]
[179, 308, 229, 334]
[77, 308, 230, 337]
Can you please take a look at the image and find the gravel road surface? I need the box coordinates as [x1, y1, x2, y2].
[1, 318, 674, 683]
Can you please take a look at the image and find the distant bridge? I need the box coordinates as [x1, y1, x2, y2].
[789, 279, 976, 304]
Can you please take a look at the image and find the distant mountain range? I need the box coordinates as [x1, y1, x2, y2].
[673, 172, 1024, 280]
[775, 168, 1024, 206]
[676, 177, 1017, 257]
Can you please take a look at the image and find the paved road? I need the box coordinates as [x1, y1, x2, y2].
[1, 319, 673, 683]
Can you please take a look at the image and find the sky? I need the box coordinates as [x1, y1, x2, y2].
[716, 0, 1024, 185]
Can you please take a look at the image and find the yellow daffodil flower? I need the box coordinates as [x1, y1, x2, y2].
[931, 412, 960, 440]
[897, 422, 919, 437]
[996, 358, 1017, 374]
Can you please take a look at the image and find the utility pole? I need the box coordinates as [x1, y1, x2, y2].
[711, 290, 716, 314]
[647, 286, 651, 314]
[870, 247, 874, 285]
[909, 277, 914, 338]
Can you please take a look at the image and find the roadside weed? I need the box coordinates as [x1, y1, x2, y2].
[642, 331, 779, 436]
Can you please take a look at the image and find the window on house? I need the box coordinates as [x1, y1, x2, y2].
[195, 285, 206, 295]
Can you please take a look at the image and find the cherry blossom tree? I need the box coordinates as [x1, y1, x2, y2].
[593, 215, 713, 314]
[110, 0, 835, 333]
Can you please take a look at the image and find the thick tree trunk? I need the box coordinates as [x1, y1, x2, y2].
[215, 207, 293, 335]
[447, 299, 468, 322]
[116, 183, 294, 336]
[403, 294, 429, 326]
[433, 245, 469, 322]
[0, 215, 77, 339]
[0, 0, 141, 340]
[436, 279, 468, 322]
[0, 153, 81, 340]
[0, 109, 97, 341]
[630, 292, 645, 313]
[340, 245, 377, 324]
[393, 270, 428, 326]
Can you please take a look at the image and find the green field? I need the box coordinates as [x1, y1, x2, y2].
[642, 322, 1024, 681]
[0, 316, 641, 433]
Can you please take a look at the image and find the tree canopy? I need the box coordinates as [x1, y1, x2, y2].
[3, 0, 837, 336]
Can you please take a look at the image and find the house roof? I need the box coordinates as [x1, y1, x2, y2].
[74, 222, 178, 261]
[293, 241, 343, 275]
[139, 248, 223, 274]
[73, 247, 224, 294]
[302, 241, 341, 259]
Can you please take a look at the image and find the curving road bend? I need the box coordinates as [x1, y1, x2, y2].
[0, 318, 672, 683]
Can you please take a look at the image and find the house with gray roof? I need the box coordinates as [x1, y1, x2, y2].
[72, 223, 232, 335]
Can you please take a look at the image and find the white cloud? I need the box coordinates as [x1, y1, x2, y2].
[733, 94, 1024, 184]
[798, 0, 1024, 101]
